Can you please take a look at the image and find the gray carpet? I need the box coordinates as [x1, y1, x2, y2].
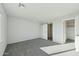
[3, 38, 59, 56]
[66, 39, 74, 43]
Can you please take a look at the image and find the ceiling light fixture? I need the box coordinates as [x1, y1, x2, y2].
[18, 3, 25, 8]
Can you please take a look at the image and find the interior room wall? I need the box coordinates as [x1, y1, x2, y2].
[8, 16, 42, 44]
[0, 4, 7, 56]
[42, 24, 48, 40]
[75, 16, 79, 51]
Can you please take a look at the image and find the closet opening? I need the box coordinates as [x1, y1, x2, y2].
[65, 19, 75, 43]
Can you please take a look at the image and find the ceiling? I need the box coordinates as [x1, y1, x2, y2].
[3, 3, 79, 23]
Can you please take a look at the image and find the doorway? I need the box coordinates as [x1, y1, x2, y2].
[48, 24, 53, 41]
[65, 19, 75, 43]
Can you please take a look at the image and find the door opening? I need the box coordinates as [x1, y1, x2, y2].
[48, 24, 53, 41]
[65, 19, 75, 43]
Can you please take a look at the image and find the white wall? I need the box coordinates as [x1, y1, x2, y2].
[0, 4, 7, 56]
[75, 16, 79, 51]
[75, 16, 79, 37]
[42, 24, 48, 40]
[53, 19, 66, 43]
[8, 17, 42, 44]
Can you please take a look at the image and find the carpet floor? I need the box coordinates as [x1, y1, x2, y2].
[3, 38, 59, 56]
